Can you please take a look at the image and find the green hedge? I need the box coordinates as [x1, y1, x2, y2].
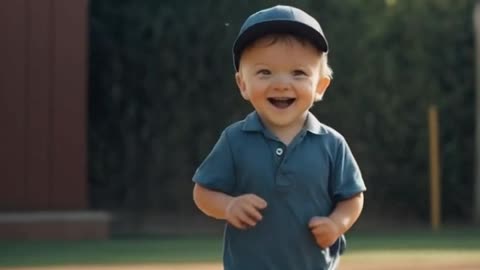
[88, 0, 475, 221]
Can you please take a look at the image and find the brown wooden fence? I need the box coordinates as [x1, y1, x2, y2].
[0, 0, 88, 210]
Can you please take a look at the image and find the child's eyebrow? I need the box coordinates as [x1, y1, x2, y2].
[252, 63, 270, 68]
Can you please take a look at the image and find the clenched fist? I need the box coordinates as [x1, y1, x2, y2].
[308, 216, 341, 248]
[225, 194, 267, 230]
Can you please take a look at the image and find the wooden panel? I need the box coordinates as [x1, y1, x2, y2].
[25, 0, 53, 209]
[50, 0, 88, 209]
[0, 0, 28, 209]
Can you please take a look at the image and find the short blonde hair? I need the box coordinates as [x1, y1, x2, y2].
[319, 52, 333, 79]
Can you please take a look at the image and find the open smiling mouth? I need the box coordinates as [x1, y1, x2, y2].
[268, 97, 296, 109]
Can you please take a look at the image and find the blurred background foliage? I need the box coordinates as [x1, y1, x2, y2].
[88, 0, 475, 223]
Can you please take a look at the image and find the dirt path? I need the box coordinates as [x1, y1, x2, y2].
[4, 252, 480, 270]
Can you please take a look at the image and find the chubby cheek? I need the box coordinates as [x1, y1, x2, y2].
[296, 79, 316, 90]
[245, 82, 268, 99]
[304, 80, 319, 94]
[247, 89, 266, 105]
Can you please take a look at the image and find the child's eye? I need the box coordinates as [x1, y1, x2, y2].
[256, 69, 271, 75]
[292, 70, 307, 76]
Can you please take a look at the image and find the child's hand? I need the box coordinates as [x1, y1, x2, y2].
[225, 194, 267, 230]
[308, 216, 341, 248]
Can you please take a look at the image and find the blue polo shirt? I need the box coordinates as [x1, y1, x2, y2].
[193, 111, 366, 270]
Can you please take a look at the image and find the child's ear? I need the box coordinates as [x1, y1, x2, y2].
[235, 71, 250, 100]
[315, 77, 330, 101]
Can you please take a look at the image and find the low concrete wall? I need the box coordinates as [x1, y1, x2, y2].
[0, 211, 111, 240]
[111, 212, 224, 236]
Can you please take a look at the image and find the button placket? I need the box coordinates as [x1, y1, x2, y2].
[274, 144, 293, 191]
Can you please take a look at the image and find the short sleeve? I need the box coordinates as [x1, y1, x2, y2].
[330, 138, 366, 201]
[192, 130, 236, 194]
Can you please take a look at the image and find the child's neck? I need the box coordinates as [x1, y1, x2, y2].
[265, 117, 306, 146]
[274, 128, 301, 146]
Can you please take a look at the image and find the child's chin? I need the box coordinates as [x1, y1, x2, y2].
[268, 118, 296, 127]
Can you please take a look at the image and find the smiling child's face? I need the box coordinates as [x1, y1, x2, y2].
[235, 35, 330, 133]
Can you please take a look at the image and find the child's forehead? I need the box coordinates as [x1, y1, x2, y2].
[245, 33, 321, 53]
[239, 36, 323, 68]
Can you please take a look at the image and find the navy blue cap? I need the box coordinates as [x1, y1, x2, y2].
[233, 5, 329, 71]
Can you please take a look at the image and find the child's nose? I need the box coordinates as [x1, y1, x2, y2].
[271, 75, 292, 91]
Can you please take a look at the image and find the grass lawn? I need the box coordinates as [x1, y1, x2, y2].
[1, 227, 479, 267]
[1, 236, 223, 267]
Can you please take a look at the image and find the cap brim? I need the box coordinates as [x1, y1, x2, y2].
[233, 20, 329, 70]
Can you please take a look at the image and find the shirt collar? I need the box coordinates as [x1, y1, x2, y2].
[303, 111, 328, 135]
[241, 111, 264, 132]
[241, 111, 328, 135]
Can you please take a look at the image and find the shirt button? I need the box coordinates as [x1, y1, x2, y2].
[276, 148, 284, 156]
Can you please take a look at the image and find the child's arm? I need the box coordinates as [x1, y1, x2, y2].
[308, 192, 364, 248]
[193, 183, 267, 230]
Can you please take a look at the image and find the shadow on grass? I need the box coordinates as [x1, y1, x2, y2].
[1, 228, 479, 267]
